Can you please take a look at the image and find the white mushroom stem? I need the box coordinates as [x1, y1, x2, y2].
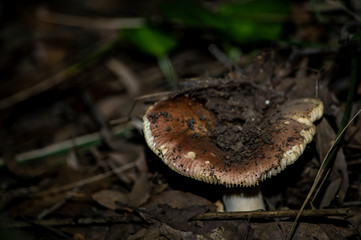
[222, 185, 265, 212]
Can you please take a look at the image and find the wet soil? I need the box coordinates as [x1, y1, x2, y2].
[181, 78, 286, 165]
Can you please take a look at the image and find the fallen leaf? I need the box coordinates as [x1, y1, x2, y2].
[145, 190, 216, 210]
[92, 190, 129, 210]
[316, 118, 349, 207]
[128, 171, 150, 207]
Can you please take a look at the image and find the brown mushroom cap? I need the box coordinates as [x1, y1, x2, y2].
[143, 96, 323, 187]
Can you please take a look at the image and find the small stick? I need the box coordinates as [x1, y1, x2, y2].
[208, 44, 243, 74]
[1, 208, 350, 229]
[37, 7, 145, 29]
[0, 36, 120, 110]
[0, 215, 141, 228]
[192, 208, 350, 221]
[31, 162, 135, 197]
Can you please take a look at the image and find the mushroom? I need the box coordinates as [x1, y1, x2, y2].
[143, 95, 323, 211]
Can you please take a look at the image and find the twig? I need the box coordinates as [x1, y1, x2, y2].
[106, 58, 141, 97]
[0, 35, 121, 110]
[37, 187, 81, 220]
[192, 208, 350, 221]
[82, 91, 120, 150]
[134, 91, 173, 101]
[208, 44, 243, 74]
[0, 125, 133, 167]
[1, 208, 350, 229]
[31, 161, 135, 197]
[326, 0, 361, 21]
[286, 47, 338, 70]
[37, 7, 145, 29]
[343, 201, 361, 207]
[346, 159, 361, 166]
[0, 67, 75, 110]
[0, 215, 142, 228]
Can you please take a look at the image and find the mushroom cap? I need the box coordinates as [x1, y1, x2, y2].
[143, 96, 323, 187]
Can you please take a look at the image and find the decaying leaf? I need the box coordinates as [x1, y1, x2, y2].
[92, 171, 151, 209]
[92, 190, 129, 210]
[127, 171, 151, 207]
[145, 190, 216, 210]
[316, 118, 349, 207]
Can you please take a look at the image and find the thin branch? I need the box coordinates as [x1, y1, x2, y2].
[208, 44, 243, 74]
[0, 215, 140, 228]
[31, 162, 135, 197]
[0, 125, 133, 167]
[0, 208, 350, 229]
[192, 208, 350, 221]
[37, 7, 145, 29]
[0, 36, 121, 110]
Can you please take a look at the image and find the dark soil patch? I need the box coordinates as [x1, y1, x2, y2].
[181, 79, 286, 165]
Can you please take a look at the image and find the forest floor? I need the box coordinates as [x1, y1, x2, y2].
[0, 1, 361, 239]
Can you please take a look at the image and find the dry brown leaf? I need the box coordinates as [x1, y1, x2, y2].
[347, 207, 361, 235]
[278, 221, 357, 240]
[320, 178, 342, 208]
[93, 149, 150, 210]
[346, 111, 361, 145]
[316, 118, 349, 207]
[92, 170, 150, 209]
[92, 189, 129, 210]
[96, 96, 131, 121]
[108, 146, 145, 185]
[145, 190, 216, 210]
[128, 171, 151, 207]
[127, 223, 201, 240]
[128, 217, 357, 240]
[106, 58, 141, 97]
[158, 223, 198, 240]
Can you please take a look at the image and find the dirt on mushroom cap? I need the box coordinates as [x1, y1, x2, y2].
[180, 81, 286, 165]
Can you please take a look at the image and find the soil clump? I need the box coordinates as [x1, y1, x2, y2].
[180, 78, 286, 165]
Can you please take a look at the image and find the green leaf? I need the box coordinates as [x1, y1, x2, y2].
[161, 2, 221, 29]
[219, 0, 289, 18]
[219, 0, 289, 42]
[123, 26, 177, 58]
[161, 0, 289, 43]
[351, 32, 361, 41]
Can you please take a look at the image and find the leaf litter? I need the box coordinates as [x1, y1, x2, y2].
[2, 51, 359, 239]
[1, 1, 361, 239]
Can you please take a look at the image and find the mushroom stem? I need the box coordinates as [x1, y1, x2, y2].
[222, 185, 265, 212]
